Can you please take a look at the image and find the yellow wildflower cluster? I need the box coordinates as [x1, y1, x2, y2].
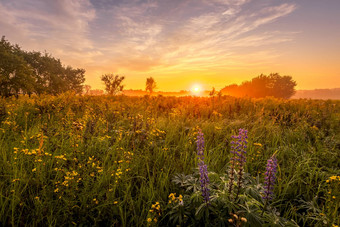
[111, 150, 133, 183]
[150, 128, 166, 139]
[147, 202, 161, 225]
[54, 154, 67, 161]
[168, 193, 183, 204]
[253, 142, 263, 147]
[87, 156, 104, 176]
[72, 121, 84, 131]
[228, 213, 247, 225]
[14, 147, 51, 157]
[54, 170, 81, 189]
[326, 176, 340, 183]
[188, 126, 201, 145]
[212, 110, 222, 117]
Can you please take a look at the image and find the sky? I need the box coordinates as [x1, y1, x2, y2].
[1, 0, 340, 91]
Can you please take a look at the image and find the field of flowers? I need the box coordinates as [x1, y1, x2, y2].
[0, 93, 339, 226]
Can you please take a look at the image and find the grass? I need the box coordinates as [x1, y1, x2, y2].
[0, 93, 339, 226]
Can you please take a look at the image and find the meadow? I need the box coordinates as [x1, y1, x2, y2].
[0, 93, 339, 226]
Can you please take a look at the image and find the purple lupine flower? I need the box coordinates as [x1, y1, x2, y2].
[196, 130, 205, 160]
[229, 128, 248, 199]
[263, 155, 278, 201]
[231, 128, 248, 166]
[199, 160, 210, 203]
[196, 130, 210, 203]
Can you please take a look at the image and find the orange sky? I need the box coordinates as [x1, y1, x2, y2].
[1, 0, 339, 91]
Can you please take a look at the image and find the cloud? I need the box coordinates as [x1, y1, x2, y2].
[0, 0, 298, 80]
[0, 0, 97, 65]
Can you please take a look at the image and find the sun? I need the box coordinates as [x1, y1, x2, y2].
[191, 84, 202, 95]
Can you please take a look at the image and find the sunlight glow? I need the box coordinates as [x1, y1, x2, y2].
[191, 84, 202, 95]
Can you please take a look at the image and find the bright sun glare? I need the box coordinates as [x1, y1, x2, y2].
[191, 84, 202, 94]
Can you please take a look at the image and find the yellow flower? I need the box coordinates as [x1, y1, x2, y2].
[254, 143, 262, 147]
[114, 201, 118, 204]
[153, 218, 157, 223]
[147, 218, 152, 223]
[32, 168, 37, 172]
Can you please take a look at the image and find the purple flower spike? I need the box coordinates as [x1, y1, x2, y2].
[229, 128, 248, 199]
[196, 130, 210, 204]
[196, 130, 205, 160]
[263, 155, 278, 201]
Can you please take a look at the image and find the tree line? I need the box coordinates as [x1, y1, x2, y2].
[221, 73, 297, 99]
[100, 74, 157, 95]
[0, 37, 85, 97]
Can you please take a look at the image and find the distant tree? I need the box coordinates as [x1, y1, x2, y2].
[250, 74, 272, 98]
[146, 77, 156, 94]
[221, 84, 240, 97]
[221, 73, 296, 99]
[270, 73, 297, 99]
[84, 85, 91, 95]
[101, 74, 125, 95]
[217, 90, 222, 100]
[64, 66, 85, 94]
[209, 87, 216, 97]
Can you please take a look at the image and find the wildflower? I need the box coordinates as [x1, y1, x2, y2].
[240, 217, 247, 222]
[254, 142, 262, 147]
[263, 154, 278, 201]
[196, 129, 205, 159]
[229, 128, 248, 199]
[147, 218, 152, 223]
[114, 201, 118, 204]
[32, 168, 37, 172]
[196, 130, 210, 204]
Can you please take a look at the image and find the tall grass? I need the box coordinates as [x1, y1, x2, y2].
[0, 93, 339, 226]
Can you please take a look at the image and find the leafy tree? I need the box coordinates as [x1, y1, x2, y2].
[270, 73, 297, 99]
[64, 66, 85, 94]
[0, 37, 35, 97]
[101, 74, 125, 95]
[145, 77, 156, 94]
[221, 73, 296, 99]
[0, 36, 86, 97]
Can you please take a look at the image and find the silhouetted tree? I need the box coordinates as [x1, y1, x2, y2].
[270, 73, 296, 99]
[84, 85, 91, 95]
[221, 73, 296, 99]
[146, 77, 156, 94]
[0, 36, 86, 97]
[209, 87, 216, 97]
[101, 74, 125, 95]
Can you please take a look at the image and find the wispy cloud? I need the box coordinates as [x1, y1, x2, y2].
[0, 0, 298, 88]
[0, 0, 97, 65]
